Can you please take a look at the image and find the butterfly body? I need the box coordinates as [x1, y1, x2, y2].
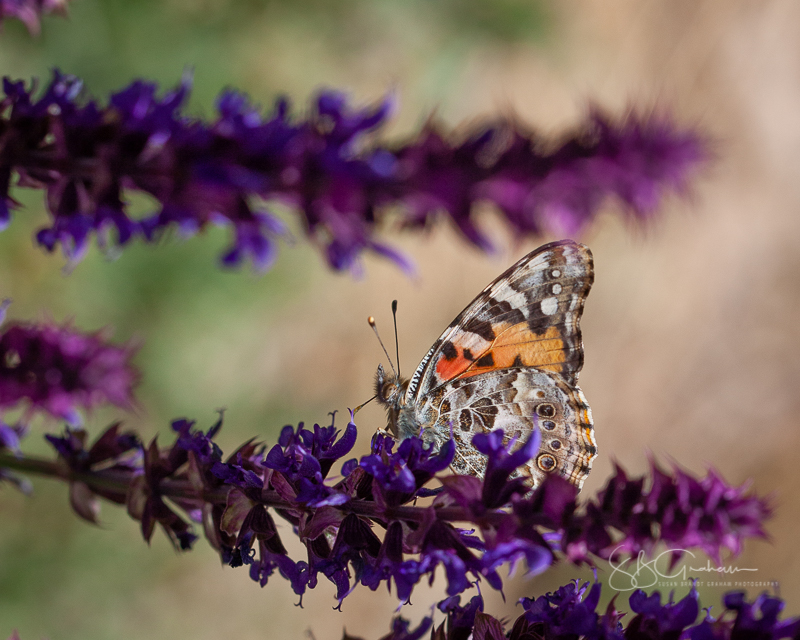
[375, 239, 596, 490]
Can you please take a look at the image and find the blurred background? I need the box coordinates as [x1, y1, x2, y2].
[1, 0, 799, 638]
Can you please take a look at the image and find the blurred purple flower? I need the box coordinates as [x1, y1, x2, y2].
[0, 419, 31, 493]
[707, 591, 800, 639]
[0, 71, 707, 273]
[0, 420, 25, 453]
[0, 317, 139, 425]
[0, 0, 68, 35]
[626, 587, 700, 639]
[519, 580, 623, 640]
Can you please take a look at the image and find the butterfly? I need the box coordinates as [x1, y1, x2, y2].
[374, 239, 596, 490]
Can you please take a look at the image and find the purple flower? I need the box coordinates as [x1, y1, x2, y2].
[360, 430, 454, 506]
[471, 428, 540, 507]
[172, 415, 223, 467]
[127, 435, 199, 551]
[0, 317, 139, 425]
[370, 615, 433, 640]
[521, 580, 618, 638]
[626, 587, 700, 639]
[260, 413, 357, 507]
[0, 71, 706, 273]
[0, 420, 26, 453]
[436, 594, 485, 640]
[711, 591, 800, 639]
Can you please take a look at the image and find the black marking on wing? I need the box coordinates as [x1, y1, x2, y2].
[527, 313, 551, 335]
[479, 296, 527, 328]
[475, 352, 495, 368]
[463, 317, 495, 342]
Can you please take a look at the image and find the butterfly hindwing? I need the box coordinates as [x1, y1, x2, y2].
[413, 368, 596, 489]
[405, 240, 594, 402]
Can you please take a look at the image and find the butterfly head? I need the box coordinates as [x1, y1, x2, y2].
[374, 363, 409, 438]
[374, 363, 403, 404]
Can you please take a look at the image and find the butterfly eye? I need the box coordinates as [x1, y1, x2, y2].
[380, 382, 397, 401]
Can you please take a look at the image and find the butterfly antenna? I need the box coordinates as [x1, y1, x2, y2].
[368, 316, 398, 377]
[391, 300, 400, 379]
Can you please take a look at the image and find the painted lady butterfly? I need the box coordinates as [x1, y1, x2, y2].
[374, 239, 596, 490]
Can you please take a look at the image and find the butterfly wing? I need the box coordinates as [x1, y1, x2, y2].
[413, 369, 595, 489]
[403, 239, 595, 489]
[405, 239, 594, 401]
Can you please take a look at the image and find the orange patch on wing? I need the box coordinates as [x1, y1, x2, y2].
[457, 324, 566, 379]
[435, 348, 476, 382]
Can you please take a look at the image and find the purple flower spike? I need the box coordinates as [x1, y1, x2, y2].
[588, 110, 707, 216]
[0, 318, 139, 424]
[2, 403, 774, 609]
[0, 71, 706, 274]
[263, 412, 356, 481]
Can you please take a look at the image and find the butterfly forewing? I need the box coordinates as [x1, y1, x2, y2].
[406, 240, 594, 401]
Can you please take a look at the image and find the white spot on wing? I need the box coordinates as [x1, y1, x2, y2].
[551, 269, 561, 277]
[552, 283, 562, 294]
[540, 297, 558, 315]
